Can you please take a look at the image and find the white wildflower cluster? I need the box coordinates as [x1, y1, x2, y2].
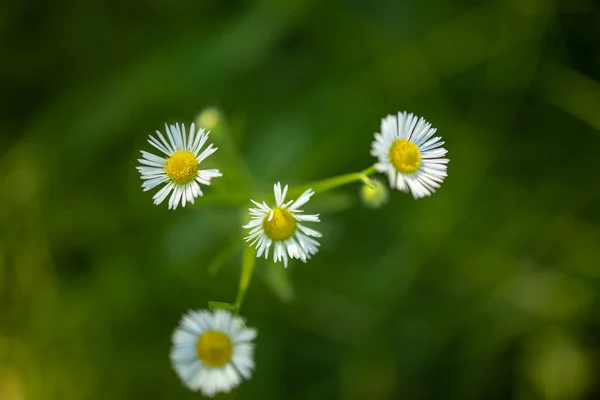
[136, 111, 448, 396]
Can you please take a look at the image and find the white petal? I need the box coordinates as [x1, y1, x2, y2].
[192, 129, 209, 156]
[418, 135, 443, 151]
[172, 329, 198, 346]
[169, 186, 183, 210]
[170, 344, 197, 364]
[196, 169, 222, 185]
[232, 328, 258, 343]
[289, 189, 314, 211]
[172, 123, 184, 150]
[396, 172, 408, 192]
[274, 182, 283, 206]
[164, 123, 177, 151]
[137, 158, 163, 167]
[153, 182, 174, 205]
[232, 353, 255, 379]
[297, 224, 323, 238]
[421, 147, 447, 159]
[381, 114, 398, 143]
[153, 130, 175, 154]
[294, 213, 320, 222]
[243, 218, 263, 229]
[174, 361, 202, 389]
[197, 144, 217, 163]
[187, 122, 196, 149]
[142, 176, 169, 191]
[406, 175, 431, 199]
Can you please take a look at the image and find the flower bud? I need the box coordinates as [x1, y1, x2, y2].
[360, 178, 388, 209]
[195, 107, 223, 132]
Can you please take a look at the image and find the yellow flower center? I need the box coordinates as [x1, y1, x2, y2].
[389, 139, 421, 174]
[196, 331, 233, 367]
[165, 151, 198, 185]
[263, 207, 296, 241]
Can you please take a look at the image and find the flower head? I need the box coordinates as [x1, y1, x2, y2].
[371, 112, 448, 199]
[137, 122, 222, 209]
[170, 309, 256, 397]
[243, 183, 322, 267]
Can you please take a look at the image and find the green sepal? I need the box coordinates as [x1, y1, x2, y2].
[208, 301, 238, 312]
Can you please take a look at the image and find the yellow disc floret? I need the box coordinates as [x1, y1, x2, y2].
[263, 207, 296, 241]
[389, 139, 421, 174]
[196, 331, 233, 367]
[165, 151, 198, 185]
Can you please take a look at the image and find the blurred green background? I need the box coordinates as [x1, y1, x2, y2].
[2, 0, 600, 398]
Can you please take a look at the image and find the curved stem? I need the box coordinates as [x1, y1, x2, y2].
[234, 245, 256, 312]
[289, 165, 378, 197]
[203, 166, 379, 206]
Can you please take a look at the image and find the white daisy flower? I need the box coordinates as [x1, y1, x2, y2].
[243, 182, 322, 268]
[371, 111, 449, 199]
[136, 122, 222, 209]
[170, 309, 257, 397]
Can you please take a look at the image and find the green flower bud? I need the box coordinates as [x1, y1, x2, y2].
[195, 107, 223, 132]
[360, 178, 388, 209]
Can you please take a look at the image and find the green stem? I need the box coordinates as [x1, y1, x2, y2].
[203, 166, 379, 206]
[289, 165, 378, 197]
[234, 245, 256, 312]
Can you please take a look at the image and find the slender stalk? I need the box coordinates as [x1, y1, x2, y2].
[203, 165, 379, 206]
[234, 245, 256, 312]
[289, 165, 378, 197]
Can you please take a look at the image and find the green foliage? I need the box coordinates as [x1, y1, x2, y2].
[2, 0, 600, 399]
